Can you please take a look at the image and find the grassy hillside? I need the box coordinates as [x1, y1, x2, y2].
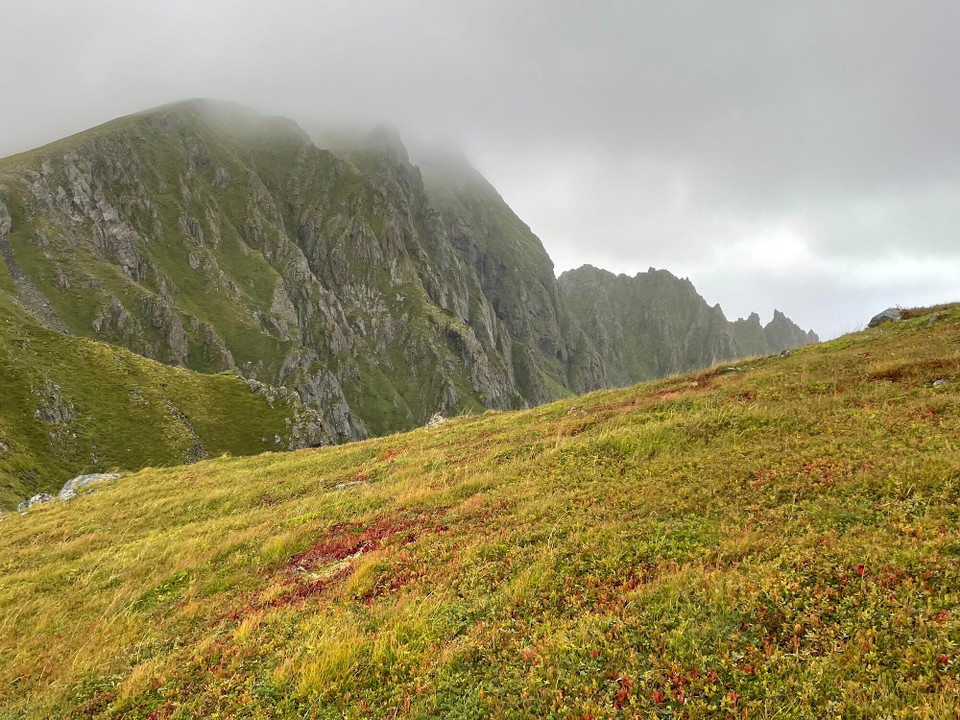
[1, 305, 958, 718]
[0, 289, 325, 509]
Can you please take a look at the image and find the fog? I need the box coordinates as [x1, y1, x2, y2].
[3, 0, 958, 338]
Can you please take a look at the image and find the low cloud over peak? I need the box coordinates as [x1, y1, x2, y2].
[3, 0, 958, 338]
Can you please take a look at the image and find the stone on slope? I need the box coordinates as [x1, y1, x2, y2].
[426, 413, 447, 428]
[24, 493, 55, 509]
[868, 308, 902, 327]
[58, 472, 122, 501]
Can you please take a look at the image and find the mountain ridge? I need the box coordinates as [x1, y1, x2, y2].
[0, 100, 816, 504]
[560, 263, 817, 385]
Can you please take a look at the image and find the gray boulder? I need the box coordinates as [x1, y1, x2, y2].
[868, 308, 902, 327]
[59, 472, 122, 501]
[27, 493, 55, 508]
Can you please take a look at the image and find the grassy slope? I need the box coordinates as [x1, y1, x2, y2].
[1, 306, 959, 718]
[0, 292, 303, 509]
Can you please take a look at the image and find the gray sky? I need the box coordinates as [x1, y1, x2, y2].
[3, 1, 958, 338]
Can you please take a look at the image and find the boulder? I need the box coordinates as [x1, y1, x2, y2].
[58, 472, 122, 501]
[27, 493, 55, 508]
[868, 308, 902, 327]
[426, 413, 447, 428]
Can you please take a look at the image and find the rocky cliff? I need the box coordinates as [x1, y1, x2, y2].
[0, 101, 556, 442]
[559, 265, 818, 385]
[416, 146, 605, 401]
[0, 100, 816, 451]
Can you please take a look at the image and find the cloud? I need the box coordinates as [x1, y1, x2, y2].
[2, 0, 957, 338]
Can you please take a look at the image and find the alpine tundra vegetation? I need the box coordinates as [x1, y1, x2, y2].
[0, 304, 957, 718]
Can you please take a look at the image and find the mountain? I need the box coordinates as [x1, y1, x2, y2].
[0, 101, 606, 449]
[1, 304, 955, 718]
[730, 310, 820, 357]
[559, 264, 818, 385]
[0, 288, 327, 509]
[0, 100, 814, 498]
[416, 145, 604, 402]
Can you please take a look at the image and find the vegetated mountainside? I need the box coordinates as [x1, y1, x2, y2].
[0, 101, 607, 448]
[0, 100, 813, 454]
[416, 146, 604, 402]
[560, 264, 818, 385]
[1, 305, 957, 718]
[0, 282, 327, 509]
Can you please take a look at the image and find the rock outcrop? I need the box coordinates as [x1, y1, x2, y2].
[868, 308, 903, 327]
[58, 472, 122, 501]
[559, 265, 817, 385]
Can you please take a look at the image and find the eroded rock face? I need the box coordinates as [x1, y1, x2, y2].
[200, 323, 235, 370]
[34, 378, 74, 425]
[0, 198, 70, 333]
[244, 373, 341, 448]
[418, 147, 605, 403]
[559, 265, 818, 386]
[275, 349, 365, 443]
[0, 199, 11, 238]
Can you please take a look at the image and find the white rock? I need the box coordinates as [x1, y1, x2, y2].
[426, 412, 447, 428]
[58, 472, 122, 501]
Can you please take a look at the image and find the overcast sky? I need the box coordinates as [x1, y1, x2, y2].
[3, 1, 958, 338]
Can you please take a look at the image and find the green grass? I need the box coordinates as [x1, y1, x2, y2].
[2, 307, 959, 718]
[0, 296, 310, 509]
[0, 307, 960, 718]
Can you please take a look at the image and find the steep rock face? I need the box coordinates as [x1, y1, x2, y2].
[309, 126, 524, 421]
[728, 313, 770, 358]
[417, 147, 605, 402]
[559, 265, 817, 385]
[0, 101, 545, 441]
[762, 309, 819, 352]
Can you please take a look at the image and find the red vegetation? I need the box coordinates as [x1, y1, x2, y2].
[290, 514, 428, 570]
[613, 676, 632, 708]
